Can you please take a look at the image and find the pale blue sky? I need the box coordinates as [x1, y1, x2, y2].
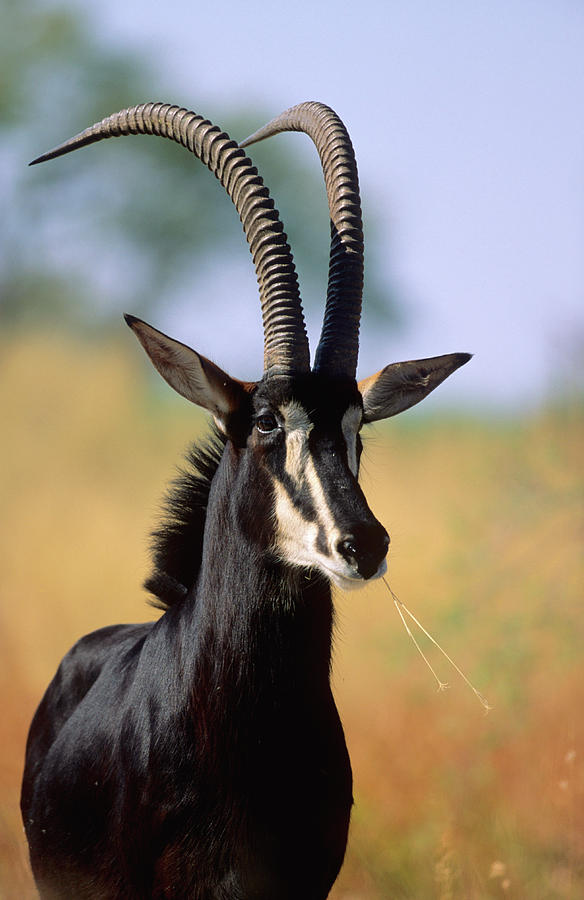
[67, 0, 583, 409]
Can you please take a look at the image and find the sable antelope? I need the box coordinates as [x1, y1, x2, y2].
[21, 101, 470, 899]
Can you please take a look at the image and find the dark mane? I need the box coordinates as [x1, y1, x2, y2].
[145, 426, 227, 609]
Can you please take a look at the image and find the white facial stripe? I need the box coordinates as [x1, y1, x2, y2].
[280, 400, 312, 433]
[273, 480, 319, 568]
[280, 401, 313, 486]
[303, 453, 342, 554]
[285, 430, 306, 483]
[341, 405, 362, 476]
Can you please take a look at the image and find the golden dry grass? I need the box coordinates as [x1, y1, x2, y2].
[1, 333, 582, 898]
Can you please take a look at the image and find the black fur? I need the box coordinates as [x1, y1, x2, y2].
[145, 429, 226, 609]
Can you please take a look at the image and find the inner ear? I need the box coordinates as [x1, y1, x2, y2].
[359, 352, 472, 422]
[125, 314, 255, 432]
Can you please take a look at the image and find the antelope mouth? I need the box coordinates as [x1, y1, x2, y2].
[322, 556, 388, 591]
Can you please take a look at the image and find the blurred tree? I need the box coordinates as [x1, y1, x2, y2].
[1, 0, 400, 333]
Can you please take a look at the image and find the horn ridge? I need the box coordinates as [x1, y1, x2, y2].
[30, 102, 310, 376]
[240, 101, 364, 377]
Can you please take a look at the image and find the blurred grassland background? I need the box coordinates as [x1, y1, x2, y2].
[1, 335, 582, 898]
[2, 0, 583, 897]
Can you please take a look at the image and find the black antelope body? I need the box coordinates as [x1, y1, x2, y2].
[21, 101, 470, 899]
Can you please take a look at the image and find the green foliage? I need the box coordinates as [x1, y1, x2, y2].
[1, 0, 400, 330]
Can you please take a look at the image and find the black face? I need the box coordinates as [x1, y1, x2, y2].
[239, 373, 389, 589]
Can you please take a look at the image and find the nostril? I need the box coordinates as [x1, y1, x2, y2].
[338, 538, 358, 563]
[337, 525, 390, 578]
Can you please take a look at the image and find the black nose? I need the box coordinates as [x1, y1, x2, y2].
[337, 523, 390, 579]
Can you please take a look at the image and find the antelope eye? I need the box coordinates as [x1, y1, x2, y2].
[255, 413, 279, 434]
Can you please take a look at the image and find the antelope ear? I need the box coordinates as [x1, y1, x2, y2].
[125, 315, 253, 432]
[359, 353, 472, 422]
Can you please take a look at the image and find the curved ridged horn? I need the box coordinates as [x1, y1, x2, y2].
[241, 102, 363, 378]
[30, 102, 310, 376]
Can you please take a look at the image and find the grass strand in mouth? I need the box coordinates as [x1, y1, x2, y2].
[383, 577, 492, 713]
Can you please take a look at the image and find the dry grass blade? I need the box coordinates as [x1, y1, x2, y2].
[383, 577, 492, 713]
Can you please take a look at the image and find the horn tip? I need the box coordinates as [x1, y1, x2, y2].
[29, 142, 74, 166]
[29, 152, 51, 167]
